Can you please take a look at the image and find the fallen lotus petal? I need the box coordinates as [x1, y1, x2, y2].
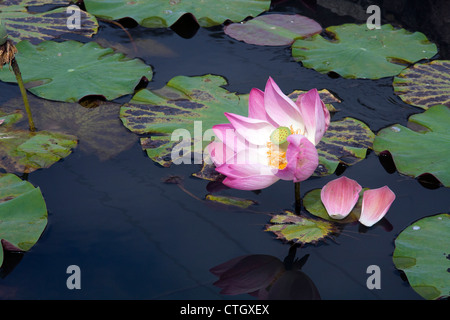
[320, 176, 362, 219]
[359, 186, 396, 227]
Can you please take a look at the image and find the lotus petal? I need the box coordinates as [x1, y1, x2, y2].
[360, 186, 395, 227]
[320, 176, 362, 219]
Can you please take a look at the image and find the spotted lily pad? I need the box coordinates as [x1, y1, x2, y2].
[0, 110, 77, 173]
[120, 74, 249, 167]
[292, 24, 437, 79]
[0, 173, 48, 267]
[265, 210, 337, 245]
[373, 105, 450, 187]
[393, 60, 450, 110]
[84, 0, 271, 28]
[0, 0, 98, 44]
[393, 213, 450, 300]
[224, 13, 322, 46]
[314, 118, 375, 176]
[0, 40, 152, 102]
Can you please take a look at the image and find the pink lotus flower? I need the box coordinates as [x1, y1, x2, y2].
[320, 176, 362, 219]
[359, 186, 396, 227]
[208, 77, 330, 190]
[320, 176, 395, 227]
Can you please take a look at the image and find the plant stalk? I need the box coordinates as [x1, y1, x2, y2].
[11, 58, 35, 132]
[294, 181, 301, 214]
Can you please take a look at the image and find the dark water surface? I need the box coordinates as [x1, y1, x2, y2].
[0, 0, 449, 300]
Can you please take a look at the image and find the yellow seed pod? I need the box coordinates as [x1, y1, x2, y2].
[270, 126, 291, 145]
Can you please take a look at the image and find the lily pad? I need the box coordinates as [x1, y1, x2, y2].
[224, 13, 322, 46]
[314, 117, 375, 176]
[373, 105, 450, 187]
[265, 210, 337, 246]
[0, 0, 98, 44]
[393, 60, 450, 110]
[84, 0, 271, 28]
[0, 173, 48, 267]
[1, 95, 137, 161]
[0, 40, 152, 102]
[393, 213, 450, 300]
[0, 109, 77, 173]
[120, 74, 249, 167]
[291, 23, 437, 79]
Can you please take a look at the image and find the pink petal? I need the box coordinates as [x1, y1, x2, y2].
[275, 134, 318, 182]
[207, 141, 236, 166]
[264, 77, 304, 130]
[224, 112, 274, 146]
[212, 123, 247, 154]
[216, 163, 279, 190]
[320, 176, 362, 219]
[360, 186, 395, 227]
[296, 89, 330, 145]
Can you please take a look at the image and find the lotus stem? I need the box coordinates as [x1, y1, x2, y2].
[11, 58, 35, 132]
[294, 181, 301, 214]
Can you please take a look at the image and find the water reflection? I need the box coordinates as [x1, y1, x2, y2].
[210, 246, 320, 300]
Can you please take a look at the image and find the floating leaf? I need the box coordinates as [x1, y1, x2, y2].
[393, 60, 450, 110]
[0, 40, 152, 102]
[373, 105, 450, 187]
[292, 24, 437, 79]
[314, 117, 375, 176]
[393, 213, 450, 300]
[120, 74, 249, 167]
[205, 194, 257, 209]
[0, 0, 98, 44]
[265, 211, 337, 245]
[84, 0, 271, 28]
[224, 13, 321, 46]
[287, 88, 341, 113]
[0, 110, 77, 173]
[0, 173, 48, 267]
[1, 95, 137, 161]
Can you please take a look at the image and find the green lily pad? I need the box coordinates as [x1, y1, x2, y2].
[1, 95, 137, 161]
[265, 210, 337, 246]
[0, 40, 152, 102]
[0, 109, 77, 173]
[393, 213, 450, 300]
[393, 60, 450, 110]
[373, 105, 450, 187]
[84, 0, 271, 28]
[0, 0, 98, 44]
[303, 188, 368, 223]
[314, 117, 375, 176]
[0, 173, 48, 267]
[224, 13, 322, 46]
[292, 23, 437, 79]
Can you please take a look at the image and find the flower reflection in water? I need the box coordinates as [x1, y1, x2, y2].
[210, 246, 320, 300]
